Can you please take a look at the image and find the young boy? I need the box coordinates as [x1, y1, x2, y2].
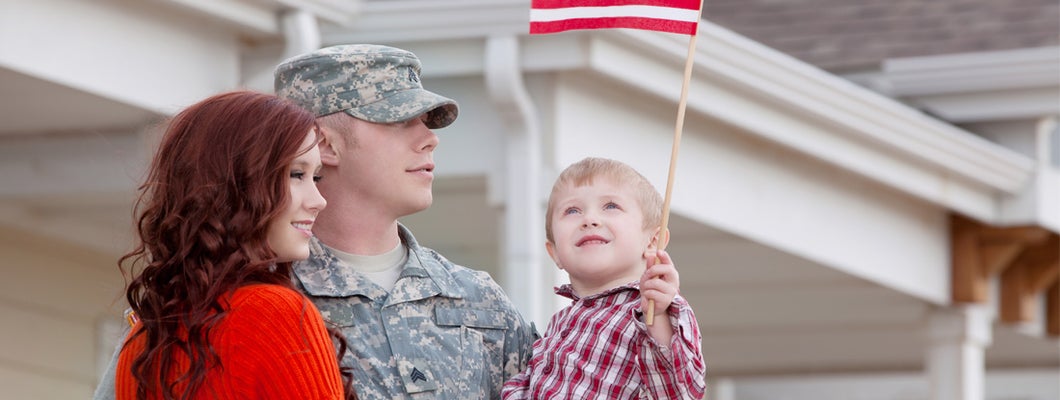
[502, 157, 707, 399]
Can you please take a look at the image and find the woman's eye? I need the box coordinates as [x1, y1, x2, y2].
[290, 171, 305, 180]
[313, 174, 323, 183]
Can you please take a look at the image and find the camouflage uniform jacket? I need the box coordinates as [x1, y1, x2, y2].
[294, 225, 537, 399]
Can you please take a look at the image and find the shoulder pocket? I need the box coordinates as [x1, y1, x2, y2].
[435, 307, 507, 330]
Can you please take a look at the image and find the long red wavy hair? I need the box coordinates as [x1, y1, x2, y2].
[120, 91, 353, 400]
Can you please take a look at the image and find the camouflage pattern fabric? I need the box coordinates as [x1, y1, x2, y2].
[274, 44, 458, 129]
[293, 225, 538, 399]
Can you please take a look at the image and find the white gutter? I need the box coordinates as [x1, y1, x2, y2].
[484, 36, 550, 327]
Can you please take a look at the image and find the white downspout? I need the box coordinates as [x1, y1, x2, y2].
[484, 36, 548, 328]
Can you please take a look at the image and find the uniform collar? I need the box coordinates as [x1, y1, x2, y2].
[398, 224, 467, 299]
[293, 223, 466, 301]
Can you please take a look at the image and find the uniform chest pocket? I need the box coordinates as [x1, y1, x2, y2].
[434, 307, 508, 330]
[433, 307, 508, 360]
[433, 307, 508, 398]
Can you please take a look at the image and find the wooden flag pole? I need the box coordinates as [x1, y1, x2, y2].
[647, 19, 701, 326]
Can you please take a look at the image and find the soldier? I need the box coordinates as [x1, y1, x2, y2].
[276, 45, 537, 399]
[95, 45, 537, 399]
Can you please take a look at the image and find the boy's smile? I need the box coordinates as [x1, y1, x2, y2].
[576, 234, 609, 247]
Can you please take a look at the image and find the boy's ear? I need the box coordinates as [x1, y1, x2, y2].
[648, 227, 671, 250]
[545, 241, 563, 270]
[318, 127, 342, 167]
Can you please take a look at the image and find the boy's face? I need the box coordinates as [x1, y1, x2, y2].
[546, 177, 656, 293]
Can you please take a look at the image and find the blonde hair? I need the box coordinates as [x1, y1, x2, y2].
[315, 112, 357, 146]
[545, 157, 663, 243]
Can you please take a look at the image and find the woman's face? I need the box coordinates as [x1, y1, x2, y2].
[267, 129, 326, 262]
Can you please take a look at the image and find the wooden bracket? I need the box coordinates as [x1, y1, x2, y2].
[951, 214, 1053, 303]
[1000, 235, 1060, 324]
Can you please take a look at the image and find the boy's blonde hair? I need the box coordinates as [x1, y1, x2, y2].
[546, 157, 663, 243]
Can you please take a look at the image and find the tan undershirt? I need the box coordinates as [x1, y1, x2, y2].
[322, 242, 407, 292]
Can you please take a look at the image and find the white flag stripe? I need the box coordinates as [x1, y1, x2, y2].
[530, 5, 699, 23]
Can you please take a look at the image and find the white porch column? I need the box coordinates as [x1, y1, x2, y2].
[707, 377, 735, 400]
[280, 9, 320, 59]
[926, 304, 993, 400]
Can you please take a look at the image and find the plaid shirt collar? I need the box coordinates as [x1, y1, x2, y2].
[553, 281, 639, 301]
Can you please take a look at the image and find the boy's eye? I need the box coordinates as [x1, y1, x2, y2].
[604, 202, 620, 210]
[563, 207, 580, 215]
[312, 174, 323, 183]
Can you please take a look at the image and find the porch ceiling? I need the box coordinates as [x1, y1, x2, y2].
[0, 68, 157, 137]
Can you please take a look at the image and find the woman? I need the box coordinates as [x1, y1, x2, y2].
[115, 91, 353, 399]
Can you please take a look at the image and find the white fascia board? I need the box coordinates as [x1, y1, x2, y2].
[2, 0, 243, 116]
[273, 0, 362, 25]
[161, 0, 281, 37]
[322, 0, 531, 45]
[869, 47, 1060, 123]
[905, 88, 1060, 123]
[161, 0, 362, 35]
[576, 24, 1035, 222]
[880, 47, 1060, 97]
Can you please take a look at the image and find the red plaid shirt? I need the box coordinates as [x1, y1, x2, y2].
[502, 282, 706, 399]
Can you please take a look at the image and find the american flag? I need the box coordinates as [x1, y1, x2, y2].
[530, 0, 701, 35]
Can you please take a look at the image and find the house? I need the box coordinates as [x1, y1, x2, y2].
[0, 0, 1055, 398]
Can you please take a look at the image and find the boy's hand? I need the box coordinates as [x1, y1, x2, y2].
[640, 249, 679, 317]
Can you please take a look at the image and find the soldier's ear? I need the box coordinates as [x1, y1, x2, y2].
[318, 127, 341, 167]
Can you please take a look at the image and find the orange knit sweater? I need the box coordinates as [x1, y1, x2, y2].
[115, 284, 345, 399]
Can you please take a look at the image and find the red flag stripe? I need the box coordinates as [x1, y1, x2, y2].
[532, 0, 700, 10]
[530, 17, 697, 35]
[530, 6, 700, 23]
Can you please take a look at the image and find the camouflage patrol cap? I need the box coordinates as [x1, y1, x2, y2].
[274, 44, 458, 129]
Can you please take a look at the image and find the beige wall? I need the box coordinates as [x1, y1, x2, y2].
[0, 226, 124, 398]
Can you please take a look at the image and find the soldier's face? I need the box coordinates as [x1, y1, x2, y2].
[340, 113, 438, 218]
